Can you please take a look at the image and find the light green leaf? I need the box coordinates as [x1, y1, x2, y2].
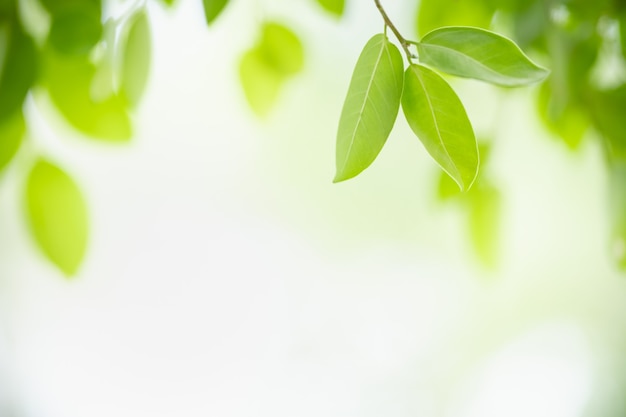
[43, 47, 132, 141]
[202, 0, 229, 25]
[417, 0, 495, 37]
[239, 22, 304, 116]
[315, 0, 344, 16]
[258, 22, 304, 76]
[239, 48, 283, 117]
[417, 27, 550, 87]
[334, 34, 403, 183]
[588, 84, 626, 159]
[402, 64, 478, 191]
[119, 11, 151, 107]
[25, 160, 89, 277]
[0, 111, 24, 172]
[609, 160, 626, 270]
[468, 183, 501, 268]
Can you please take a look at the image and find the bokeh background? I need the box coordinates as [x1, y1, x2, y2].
[1, 0, 626, 416]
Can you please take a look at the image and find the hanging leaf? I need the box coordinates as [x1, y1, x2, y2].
[588, 84, 626, 159]
[402, 64, 478, 191]
[315, 0, 344, 17]
[537, 82, 589, 150]
[417, 27, 550, 87]
[202, 0, 229, 25]
[0, 19, 38, 122]
[334, 34, 403, 183]
[417, 0, 495, 37]
[25, 160, 89, 277]
[119, 11, 151, 107]
[0, 111, 24, 172]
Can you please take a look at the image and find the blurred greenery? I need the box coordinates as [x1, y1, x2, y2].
[0, 0, 622, 274]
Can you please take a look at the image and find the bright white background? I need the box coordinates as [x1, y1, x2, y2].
[1, 1, 626, 416]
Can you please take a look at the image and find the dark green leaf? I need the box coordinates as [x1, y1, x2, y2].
[48, 3, 102, 56]
[315, 0, 344, 16]
[334, 34, 404, 183]
[417, 0, 495, 37]
[202, 0, 229, 25]
[25, 159, 89, 277]
[402, 64, 478, 191]
[0, 20, 38, 122]
[588, 85, 626, 158]
[119, 11, 151, 107]
[0, 111, 24, 172]
[417, 27, 550, 87]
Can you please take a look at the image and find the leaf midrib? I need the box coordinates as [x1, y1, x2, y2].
[339, 37, 387, 177]
[413, 66, 462, 185]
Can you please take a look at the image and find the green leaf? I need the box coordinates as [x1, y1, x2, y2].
[202, 0, 229, 25]
[588, 85, 626, 158]
[0, 111, 24, 172]
[620, 12, 626, 60]
[537, 82, 589, 150]
[25, 159, 89, 277]
[43, 47, 132, 141]
[239, 22, 304, 116]
[239, 48, 283, 117]
[48, 2, 102, 56]
[468, 183, 501, 268]
[0, 19, 38, 122]
[334, 34, 404, 183]
[609, 160, 626, 270]
[258, 22, 304, 76]
[402, 64, 478, 191]
[119, 11, 151, 107]
[417, 0, 495, 37]
[417, 27, 550, 87]
[315, 0, 344, 16]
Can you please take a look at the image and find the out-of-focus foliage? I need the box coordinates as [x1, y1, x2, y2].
[202, 0, 229, 25]
[315, 0, 345, 17]
[239, 22, 304, 117]
[0, 0, 153, 276]
[25, 160, 89, 277]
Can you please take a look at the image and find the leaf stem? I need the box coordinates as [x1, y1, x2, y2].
[373, 0, 414, 61]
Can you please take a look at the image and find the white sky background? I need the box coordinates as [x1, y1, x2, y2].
[0, 0, 626, 416]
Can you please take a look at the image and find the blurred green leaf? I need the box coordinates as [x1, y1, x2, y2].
[588, 84, 626, 158]
[38, 0, 100, 15]
[417, 0, 495, 37]
[202, 0, 229, 25]
[239, 22, 304, 117]
[468, 182, 501, 268]
[417, 27, 550, 87]
[43, 47, 132, 141]
[119, 11, 151, 107]
[158, 0, 176, 6]
[25, 159, 89, 277]
[48, 3, 102, 56]
[0, 19, 37, 122]
[0, 110, 24, 172]
[258, 22, 304, 76]
[315, 0, 344, 16]
[620, 12, 626, 60]
[609, 160, 626, 270]
[402, 64, 478, 191]
[537, 82, 589, 149]
[239, 48, 283, 117]
[437, 169, 463, 201]
[334, 34, 403, 183]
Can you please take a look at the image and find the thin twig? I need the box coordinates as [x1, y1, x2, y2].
[373, 0, 414, 61]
